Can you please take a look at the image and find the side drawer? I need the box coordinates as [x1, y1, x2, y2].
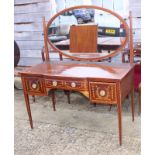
[89, 82, 117, 104]
[23, 77, 46, 95]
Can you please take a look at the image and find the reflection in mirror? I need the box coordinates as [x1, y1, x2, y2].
[47, 6, 127, 60]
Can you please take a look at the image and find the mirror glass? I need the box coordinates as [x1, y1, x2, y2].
[47, 6, 128, 60]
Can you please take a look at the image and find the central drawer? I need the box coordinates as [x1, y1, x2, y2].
[45, 78, 87, 91]
[89, 81, 117, 104]
[45, 79, 63, 88]
[64, 80, 87, 90]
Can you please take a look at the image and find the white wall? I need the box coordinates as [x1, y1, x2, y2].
[14, 0, 52, 66]
[129, 0, 141, 42]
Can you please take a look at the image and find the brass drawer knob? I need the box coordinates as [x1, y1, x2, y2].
[31, 83, 37, 89]
[99, 90, 106, 97]
[52, 81, 57, 86]
[71, 82, 76, 88]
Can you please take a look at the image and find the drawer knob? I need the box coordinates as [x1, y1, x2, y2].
[99, 90, 106, 97]
[71, 82, 76, 88]
[52, 81, 57, 86]
[31, 83, 37, 89]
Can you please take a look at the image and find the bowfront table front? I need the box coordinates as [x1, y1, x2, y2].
[19, 61, 135, 145]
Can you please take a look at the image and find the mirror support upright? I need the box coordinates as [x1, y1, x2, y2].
[43, 16, 50, 61]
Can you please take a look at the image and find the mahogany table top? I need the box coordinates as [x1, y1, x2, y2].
[20, 61, 134, 81]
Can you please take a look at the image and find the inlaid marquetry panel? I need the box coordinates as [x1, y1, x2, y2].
[89, 81, 117, 104]
[23, 77, 46, 95]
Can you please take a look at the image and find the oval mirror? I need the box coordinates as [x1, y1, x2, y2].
[46, 5, 129, 61]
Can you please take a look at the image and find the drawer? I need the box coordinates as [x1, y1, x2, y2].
[89, 82, 117, 104]
[45, 78, 87, 91]
[23, 77, 46, 95]
[64, 80, 87, 90]
[45, 79, 63, 88]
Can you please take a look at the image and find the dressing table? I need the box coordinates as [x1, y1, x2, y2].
[19, 5, 135, 145]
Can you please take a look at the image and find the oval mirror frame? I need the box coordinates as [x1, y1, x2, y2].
[46, 5, 129, 61]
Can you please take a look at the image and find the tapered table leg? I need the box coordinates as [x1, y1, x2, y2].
[50, 90, 56, 111]
[23, 92, 33, 129]
[32, 95, 35, 103]
[109, 104, 112, 111]
[138, 83, 141, 115]
[64, 90, 70, 104]
[93, 103, 96, 107]
[138, 88, 141, 115]
[117, 101, 122, 146]
[131, 86, 135, 122]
